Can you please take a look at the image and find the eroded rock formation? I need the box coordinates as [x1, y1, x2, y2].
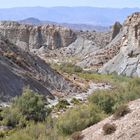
[1, 12, 140, 77]
[0, 21, 76, 52]
[111, 22, 122, 40]
[100, 12, 140, 77]
[0, 21, 113, 70]
[42, 31, 112, 70]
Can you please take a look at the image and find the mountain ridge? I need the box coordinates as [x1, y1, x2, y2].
[19, 17, 110, 32]
[0, 7, 139, 26]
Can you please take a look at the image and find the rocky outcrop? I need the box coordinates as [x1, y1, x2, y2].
[0, 34, 80, 101]
[0, 21, 76, 52]
[82, 99, 140, 140]
[100, 12, 140, 77]
[42, 31, 112, 69]
[111, 22, 122, 40]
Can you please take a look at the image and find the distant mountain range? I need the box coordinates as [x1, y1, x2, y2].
[0, 7, 140, 26]
[19, 17, 110, 32]
[19, 17, 56, 25]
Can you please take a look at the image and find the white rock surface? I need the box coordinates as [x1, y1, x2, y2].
[100, 12, 140, 77]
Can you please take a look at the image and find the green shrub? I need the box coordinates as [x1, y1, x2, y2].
[1, 123, 66, 140]
[53, 63, 83, 74]
[12, 88, 47, 122]
[71, 98, 81, 105]
[73, 66, 83, 73]
[1, 107, 22, 127]
[88, 90, 116, 114]
[0, 88, 48, 130]
[55, 99, 70, 111]
[113, 104, 130, 120]
[0, 131, 5, 138]
[57, 104, 106, 135]
[18, 117, 28, 128]
[103, 123, 116, 135]
[88, 77, 140, 115]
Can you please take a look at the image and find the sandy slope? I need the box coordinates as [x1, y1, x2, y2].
[82, 99, 140, 140]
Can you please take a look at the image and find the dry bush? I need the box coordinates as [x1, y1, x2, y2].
[103, 123, 116, 135]
[113, 104, 130, 120]
[71, 131, 84, 140]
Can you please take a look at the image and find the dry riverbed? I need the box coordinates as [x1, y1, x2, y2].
[48, 81, 111, 107]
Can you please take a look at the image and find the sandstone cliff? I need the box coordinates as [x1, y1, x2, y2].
[0, 21, 76, 52]
[100, 12, 140, 77]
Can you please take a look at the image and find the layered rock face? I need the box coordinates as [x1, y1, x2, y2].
[0, 21, 76, 52]
[100, 12, 140, 77]
[0, 34, 79, 101]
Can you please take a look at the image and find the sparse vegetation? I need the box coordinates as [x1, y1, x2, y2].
[55, 99, 70, 111]
[1, 72, 140, 139]
[103, 123, 116, 135]
[51, 63, 83, 74]
[3, 51, 25, 67]
[71, 98, 81, 105]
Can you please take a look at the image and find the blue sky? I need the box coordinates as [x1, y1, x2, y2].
[0, 0, 140, 8]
